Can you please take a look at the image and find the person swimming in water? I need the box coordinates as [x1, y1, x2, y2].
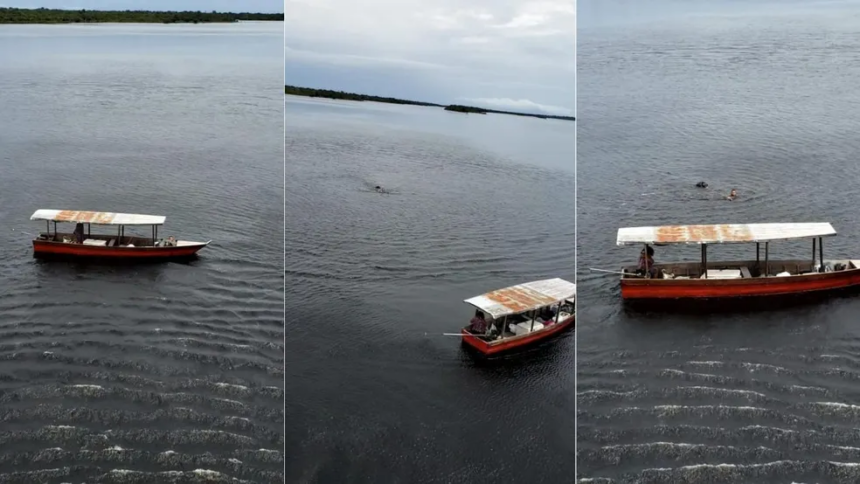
[727, 188, 737, 201]
[375, 185, 384, 193]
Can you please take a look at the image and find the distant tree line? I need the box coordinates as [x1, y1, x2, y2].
[285, 85, 442, 107]
[0, 7, 283, 24]
[445, 105, 488, 114]
[446, 104, 575, 121]
[286, 84, 575, 121]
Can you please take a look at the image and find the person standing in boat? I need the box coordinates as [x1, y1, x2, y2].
[469, 310, 487, 334]
[73, 223, 84, 243]
[637, 245, 656, 278]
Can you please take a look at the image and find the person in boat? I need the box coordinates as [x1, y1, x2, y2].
[540, 306, 554, 321]
[73, 223, 84, 243]
[469, 310, 487, 334]
[637, 245, 656, 278]
[727, 188, 738, 201]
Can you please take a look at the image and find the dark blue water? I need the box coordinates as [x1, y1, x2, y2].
[286, 96, 575, 483]
[0, 23, 284, 483]
[578, 4, 860, 483]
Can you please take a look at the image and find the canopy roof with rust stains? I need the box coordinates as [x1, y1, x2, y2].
[464, 278, 576, 319]
[31, 210, 166, 226]
[617, 223, 837, 246]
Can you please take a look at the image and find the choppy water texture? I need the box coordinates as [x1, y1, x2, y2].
[286, 97, 575, 483]
[578, 4, 860, 483]
[0, 23, 284, 483]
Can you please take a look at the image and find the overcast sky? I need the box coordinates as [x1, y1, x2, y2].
[579, 0, 860, 29]
[285, 0, 575, 115]
[4, 0, 283, 13]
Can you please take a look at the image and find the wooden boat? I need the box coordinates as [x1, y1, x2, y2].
[30, 209, 210, 260]
[461, 278, 576, 355]
[616, 222, 860, 300]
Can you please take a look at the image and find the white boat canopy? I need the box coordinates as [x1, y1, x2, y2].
[30, 210, 166, 226]
[617, 222, 837, 246]
[464, 278, 576, 319]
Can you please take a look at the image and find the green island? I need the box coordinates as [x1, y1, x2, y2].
[0, 7, 283, 24]
[285, 85, 575, 122]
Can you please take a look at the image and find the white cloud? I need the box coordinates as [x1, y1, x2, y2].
[456, 36, 490, 45]
[285, 0, 575, 111]
[284, 46, 446, 70]
[464, 97, 573, 115]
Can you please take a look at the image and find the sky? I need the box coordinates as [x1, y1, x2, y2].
[579, 0, 860, 29]
[4, 0, 283, 13]
[285, 0, 576, 116]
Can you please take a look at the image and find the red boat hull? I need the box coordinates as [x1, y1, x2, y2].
[621, 268, 860, 300]
[33, 240, 207, 260]
[460, 315, 575, 355]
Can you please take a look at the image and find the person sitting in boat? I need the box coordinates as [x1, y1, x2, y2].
[727, 188, 738, 201]
[73, 223, 84, 243]
[540, 306, 554, 322]
[469, 310, 487, 334]
[637, 245, 656, 278]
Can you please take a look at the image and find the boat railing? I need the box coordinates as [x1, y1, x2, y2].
[624, 259, 859, 280]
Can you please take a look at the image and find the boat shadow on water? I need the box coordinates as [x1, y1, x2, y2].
[33, 253, 200, 266]
[32, 256, 200, 282]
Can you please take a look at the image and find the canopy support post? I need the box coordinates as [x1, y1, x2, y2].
[765, 242, 770, 277]
[819, 237, 824, 272]
[530, 310, 535, 333]
[46, 221, 49, 236]
[756, 242, 760, 266]
[701, 244, 708, 279]
[812, 238, 817, 269]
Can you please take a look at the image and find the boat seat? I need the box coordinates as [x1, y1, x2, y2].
[513, 321, 544, 335]
[740, 266, 752, 278]
[705, 269, 742, 280]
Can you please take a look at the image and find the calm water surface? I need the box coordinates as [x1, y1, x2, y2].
[286, 96, 575, 483]
[0, 23, 284, 483]
[578, 6, 860, 483]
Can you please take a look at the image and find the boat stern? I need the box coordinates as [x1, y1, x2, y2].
[460, 328, 492, 354]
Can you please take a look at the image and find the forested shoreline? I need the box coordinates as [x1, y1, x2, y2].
[285, 85, 575, 121]
[0, 7, 283, 24]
